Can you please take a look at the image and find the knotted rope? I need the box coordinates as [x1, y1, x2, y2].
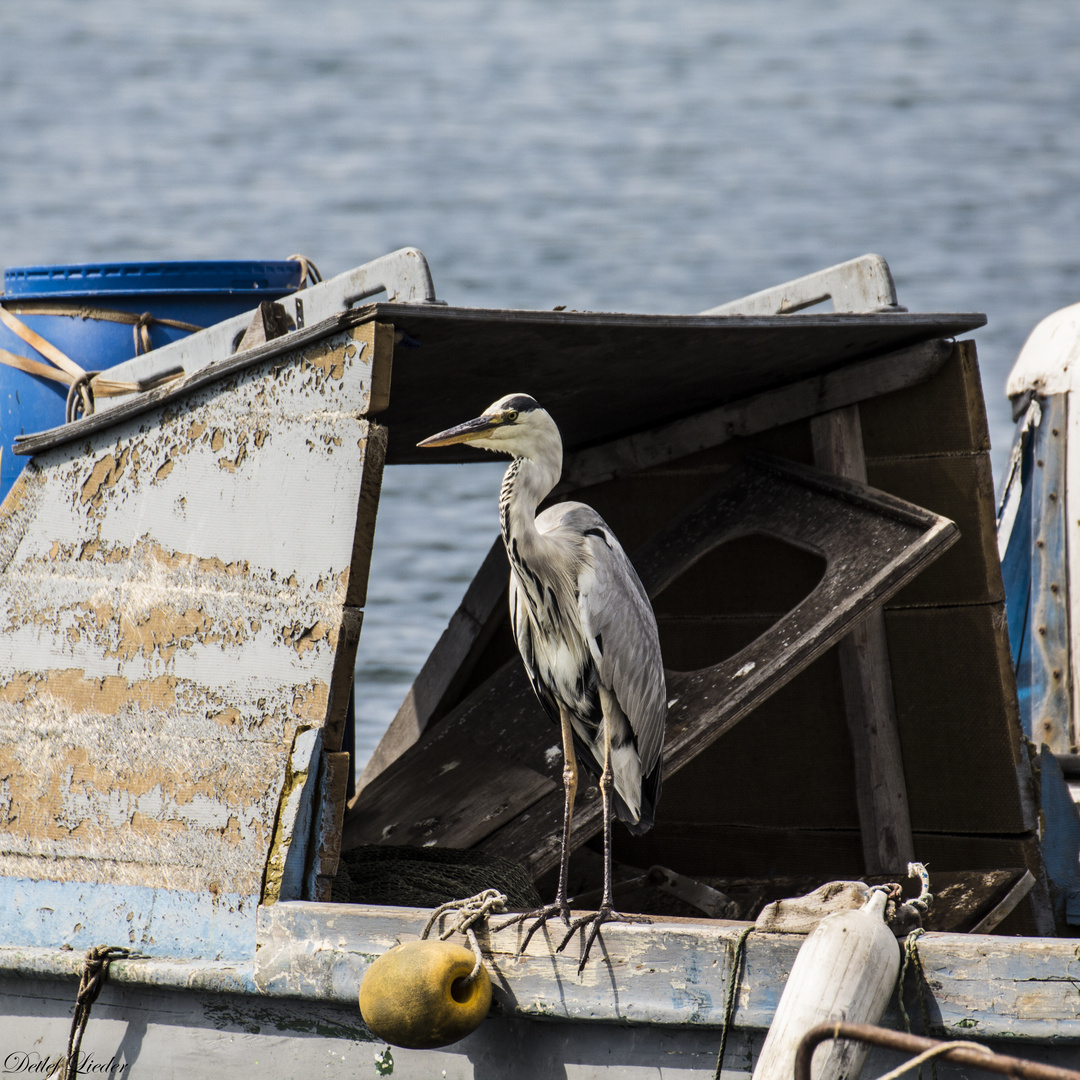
[287, 254, 323, 288]
[60, 945, 135, 1080]
[0, 305, 186, 420]
[421, 889, 507, 984]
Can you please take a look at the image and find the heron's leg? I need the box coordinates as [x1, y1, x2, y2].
[556, 715, 647, 972]
[492, 706, 577, 947]
[553, 704, 579, 914]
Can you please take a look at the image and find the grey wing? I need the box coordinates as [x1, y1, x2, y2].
[573, 512, 667, 774]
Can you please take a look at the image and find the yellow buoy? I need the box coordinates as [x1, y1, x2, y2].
[359, 939, 492, 1049]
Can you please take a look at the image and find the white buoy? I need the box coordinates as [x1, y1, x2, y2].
[751, 889, 901, 1080]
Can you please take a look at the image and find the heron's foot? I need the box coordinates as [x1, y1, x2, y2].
[556, 906, 651, 972]
[491, 901, 573, 955]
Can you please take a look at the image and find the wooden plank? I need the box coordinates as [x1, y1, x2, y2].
[700, 254, 901, 315]
[264, 727, 323, 904]
[0, 319, 392, 959]
[253, 899, 1080, 1041]
[13, 315, 395, 456]
[859, 341, 991, 457]
[1026, 396, 1071, 751]
[306, 750, 351, 903]
[885, 604, 1038, 836]
[1067, 393, 1080, 751]
[558, 339, 952, 493]
[832, 616, 914, 873]
[373, 306, 984, 465]
[345, 736, 557, 850]
[811, 404, 914, 874]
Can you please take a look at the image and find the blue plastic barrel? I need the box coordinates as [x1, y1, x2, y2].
[0, 260, 302, 503]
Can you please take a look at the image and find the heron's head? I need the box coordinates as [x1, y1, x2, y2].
[418, 393, 562, 465]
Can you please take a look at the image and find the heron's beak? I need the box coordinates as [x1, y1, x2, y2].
[417, 414, 499, 448]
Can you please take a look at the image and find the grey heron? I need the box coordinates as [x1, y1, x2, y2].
[419, 393, 667, 968]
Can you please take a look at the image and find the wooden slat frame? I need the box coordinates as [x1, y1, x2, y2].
[345, 457, 958, 875]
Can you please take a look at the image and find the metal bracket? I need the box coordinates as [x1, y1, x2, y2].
[700, 253, 906, 316]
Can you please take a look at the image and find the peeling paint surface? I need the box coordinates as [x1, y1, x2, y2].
[0, 321, 387, 959]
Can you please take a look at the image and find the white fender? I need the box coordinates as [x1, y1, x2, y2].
[752, 889, 901, 1080]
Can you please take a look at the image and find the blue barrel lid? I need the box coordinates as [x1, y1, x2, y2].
[3, 260, 302, 299]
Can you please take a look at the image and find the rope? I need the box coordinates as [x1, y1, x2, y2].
[421, 889, 507, 983]
[0, 306, 186, 418]
[872, 1041, 994, 1080]
[906, 862, 933, 918]
[65, 372, 99, 424]
[898, 928, 943, 1080]
[714, 926, 753, 1080]
[287, 254, 323, 288]
[60, 945, 135, 1080]
[0, 306, 84, 381]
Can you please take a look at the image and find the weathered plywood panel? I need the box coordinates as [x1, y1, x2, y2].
[0, 320, 390, 957]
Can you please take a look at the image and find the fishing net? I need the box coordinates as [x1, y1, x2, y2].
[332, 845, 542, 910]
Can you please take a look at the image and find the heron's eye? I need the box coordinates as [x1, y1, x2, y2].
[505, 410, 519, 422]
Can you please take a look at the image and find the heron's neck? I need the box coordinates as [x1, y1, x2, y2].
[499, 451, 560, 549]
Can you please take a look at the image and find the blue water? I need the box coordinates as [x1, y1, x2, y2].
[3, 1, 1080, 766]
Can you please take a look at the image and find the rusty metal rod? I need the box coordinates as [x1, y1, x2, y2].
[794, 1023, 1080, 1080]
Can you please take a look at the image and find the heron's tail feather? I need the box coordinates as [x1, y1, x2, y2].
[614, 762, 663, 836]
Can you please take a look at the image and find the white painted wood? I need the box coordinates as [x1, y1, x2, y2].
[248, 903, 1080, 1041]
[0, 321, 389, 959]
[2, 915, 1080, 1052]
[1064, 393, 1080, 753]
[701, 254, 902, 316]
[88, 248, 436, 409]
[751, 892, 901, 1080]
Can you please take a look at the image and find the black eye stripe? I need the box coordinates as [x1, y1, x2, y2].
[501, 394, 540, 413]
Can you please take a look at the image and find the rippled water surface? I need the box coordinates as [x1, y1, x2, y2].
[3, 1, 1080, 764]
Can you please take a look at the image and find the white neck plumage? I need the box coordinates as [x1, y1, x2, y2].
[497, 417, 563, 553]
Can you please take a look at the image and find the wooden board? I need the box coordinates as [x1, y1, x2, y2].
[812, 402, 914, 874]
[859, 340, 991, 457]
[252, 899, 1080, 1041]
[869, 452, 1002, 608]
[886, 603, 1036, 834]
[0, 320, 392, 959]
[372, 305, 985, 463]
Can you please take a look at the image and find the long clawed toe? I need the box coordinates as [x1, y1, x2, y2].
[492, 902, 572, 954]
[556, 906, 651, 973]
